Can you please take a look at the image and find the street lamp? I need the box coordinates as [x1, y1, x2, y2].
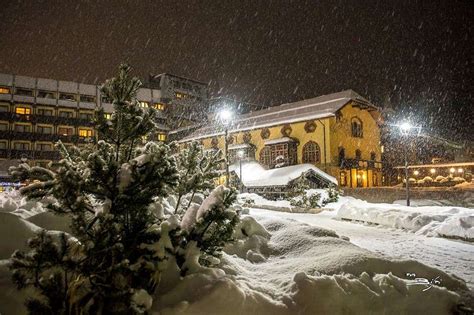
[217, 108, 234, 186]
[397, 121, 421, 207]
[237, 150, 244, 192]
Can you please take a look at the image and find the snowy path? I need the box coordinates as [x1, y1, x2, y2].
[249, 208, 474, 290]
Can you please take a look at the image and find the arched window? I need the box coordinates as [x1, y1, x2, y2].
[302, 141, 321, 164]
[351, 117, 363, 138]
[259, 146, 271, 166]
[355, 149, 362, 159]
[338, 147, 345, 165]
[370, 151, 376, 161]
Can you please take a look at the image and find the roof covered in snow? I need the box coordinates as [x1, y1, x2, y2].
[180, 90, 374, 142]
[229, 161, 337, 187]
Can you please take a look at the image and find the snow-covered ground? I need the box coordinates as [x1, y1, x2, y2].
[1, 190, 473, 314]
[249, 208, 474, 290]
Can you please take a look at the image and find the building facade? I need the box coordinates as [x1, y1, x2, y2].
[0, 73, 168, 172]
[180, 90, 383, 188]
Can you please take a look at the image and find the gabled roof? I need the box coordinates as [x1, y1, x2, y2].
[180, 90, 375, 142]
[229, 161, 338, 187]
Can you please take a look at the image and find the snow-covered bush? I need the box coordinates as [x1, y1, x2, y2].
[408, 177, 417, 183]
[7, 65, 240, 314]
[453, 177, 466, 183]
[435, 175, 446, 182]
[423, 176, 434, 183]
[417, 179, 425, 185]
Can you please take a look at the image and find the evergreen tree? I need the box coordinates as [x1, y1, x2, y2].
[9, 64, 179, 314]
[172, 141, 223, 213]
[9, 64, 240, 314]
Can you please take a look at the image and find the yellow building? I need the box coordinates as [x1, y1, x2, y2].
[179, 90, 383, 188]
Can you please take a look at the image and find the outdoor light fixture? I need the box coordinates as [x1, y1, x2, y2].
[458, 168, 463, 173]
[430, 168, 436, 174]
[396, 121, 421, 206]
[217, 108, 233, 125]
[450, 168, 456, 173]
[217, 108, 234, 187]
[413, 170, 419, 176]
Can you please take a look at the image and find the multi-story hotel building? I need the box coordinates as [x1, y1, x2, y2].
[179, 90, 384, 188]
[0, 72, 208, 177]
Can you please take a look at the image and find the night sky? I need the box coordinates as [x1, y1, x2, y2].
[0, 0, 472, 140]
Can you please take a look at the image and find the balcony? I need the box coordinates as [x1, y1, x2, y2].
[35, 114, 57, 124]
[0, 112, 12, 120]
[8, 131, 36, 141]
[339, 158, 382, 170]
[34, 150, 60, 160]
[0, 93, 12, 101]
[36, 97, 57, 106]
[58, 134, 77, 143]
[10, 149, 34, 159]
[13, 95, 35, 103]
[35, 133, 59, 142]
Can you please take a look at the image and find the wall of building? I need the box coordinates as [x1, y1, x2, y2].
[191, 102, 382, 188]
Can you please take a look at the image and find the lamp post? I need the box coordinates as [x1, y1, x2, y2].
[217, 108, 233, 187]
[398, 122, 421, 207]
[237, 150, 244, 192]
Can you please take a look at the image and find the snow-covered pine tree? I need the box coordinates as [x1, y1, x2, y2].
[9, 64, 179, 314]
[172, 141, 223, 213]
[9, 64, 240, 314]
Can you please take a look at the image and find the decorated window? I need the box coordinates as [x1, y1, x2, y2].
[351, 117, 363, 138]
[302, 141, 321, 164]
[153, 103, 165, 110]
[259, 146, 271, 166]
[260, 128, 270, 139]
[157, 133, 166, 141]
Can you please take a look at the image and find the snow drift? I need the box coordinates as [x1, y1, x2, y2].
[337, 199, 474, 241]
[152, 215, 470, 314]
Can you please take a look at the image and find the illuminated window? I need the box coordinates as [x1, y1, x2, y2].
[175, 92, 188, 99]
[37, 125, 52, 134]
[104, 113, 112, 120]
[153, 103, 165, 110]
[15, 107, 31, 115]
[14, 142, 30, 150]
[58, 127, 74, 136]
[0, 87, 10, 94]
[15, 124, 31, 132]
[302, 141, 321, 164]
[339, 172, 347, 186]
[79, 129, 93, 137]
[139, 101, 149, 108]
[157, 133, 166, 141]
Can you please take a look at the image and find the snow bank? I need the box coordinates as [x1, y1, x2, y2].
[0, 191, 47, 219]
[0, 212, 41, 259]
[26, 211, 72, 234]
[238, 192, 354, 213]
[152, 215, 469, 314]
[337, 199, 474, 241]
